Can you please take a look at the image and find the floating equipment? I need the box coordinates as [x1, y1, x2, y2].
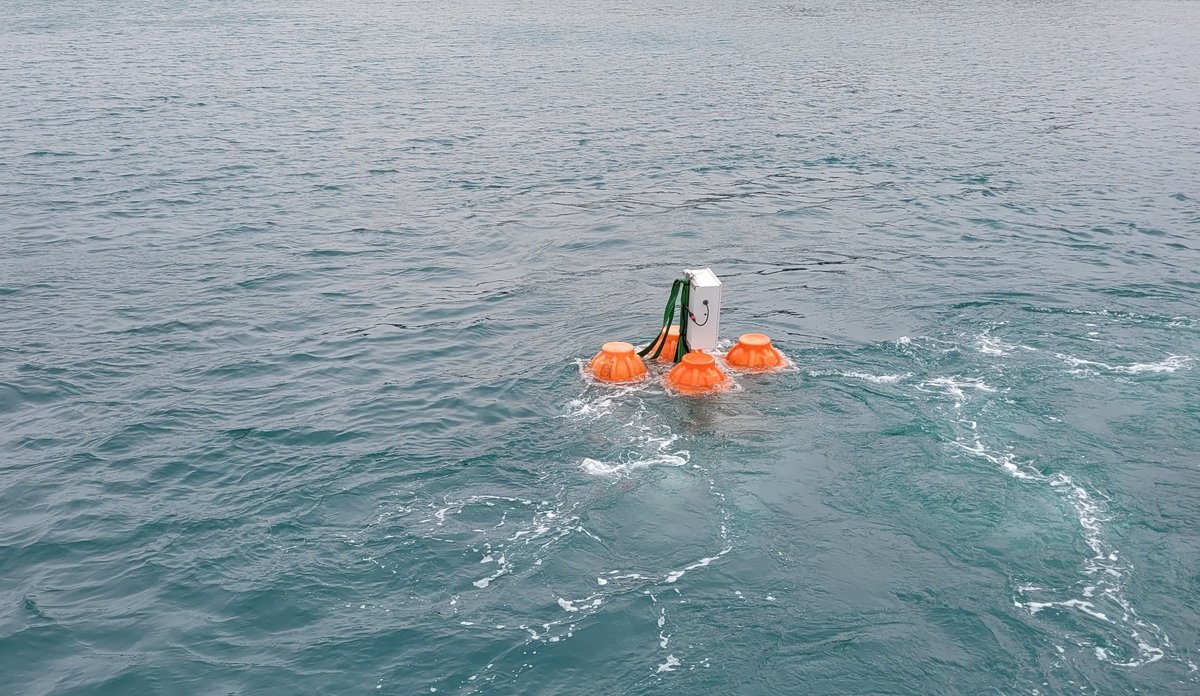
[666, 350, 728, 393]
[725, 333, 785, 370]
[588, 341, 647, 382]
[588, 267, 784, 395]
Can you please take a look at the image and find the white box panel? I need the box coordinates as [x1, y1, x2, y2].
[684, 268, 721, 352]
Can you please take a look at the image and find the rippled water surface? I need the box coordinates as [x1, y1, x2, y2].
[3, 0, 1200, 693]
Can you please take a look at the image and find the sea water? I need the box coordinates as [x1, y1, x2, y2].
[2, 1, 1199, 693]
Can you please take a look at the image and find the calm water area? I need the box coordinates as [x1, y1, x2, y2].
[2, 0, 1199, 693]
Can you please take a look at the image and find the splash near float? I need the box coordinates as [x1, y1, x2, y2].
[587, 268, 786, 394]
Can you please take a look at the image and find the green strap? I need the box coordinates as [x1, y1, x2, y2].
[675, 281, 690, 362]
[638, 279, 684, 360]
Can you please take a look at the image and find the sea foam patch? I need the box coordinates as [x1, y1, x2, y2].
[1057, 353, 1192, 376]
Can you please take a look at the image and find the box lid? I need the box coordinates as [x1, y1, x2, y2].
[684, 268, 721, 288]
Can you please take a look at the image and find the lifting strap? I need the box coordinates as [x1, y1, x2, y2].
[638, 278, 691, 363]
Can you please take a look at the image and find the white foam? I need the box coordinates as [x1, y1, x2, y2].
[581, 427, 690, 477]
[556, 596, 602, 613]
[919, 376, 998, 407]
[664, 547, 731, 584]
[977, 335, 1013, 356]
[563, 374, 651, 420]
[581, 451, 688, 476]
[956, 438, 1039, 480]
[842, 371, 912, 384]
[806, 369, 913, 384]
[1058, 354, 1192, 375]
[656, 655, 680, 673]
[922, 376, 997, 393]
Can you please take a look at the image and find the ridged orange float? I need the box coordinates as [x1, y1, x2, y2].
[651, 325, 681, 361]
[665, 351, 727, 393]
[725, 333, 784, 370]
[588, 341, 647, 382]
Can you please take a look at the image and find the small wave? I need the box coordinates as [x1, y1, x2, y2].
[917, 376, 997, 406]
[955, 436, 1038, 480]
[663, 546, 731, 583]
[841, 370, 912, 384]
[807, 369, 912, 384]
[571, 378, 692, 476]
[1027, 306, 1196, 328]
[975, 334, 1035, 357]
[889, 335, 971, 359]
[581, 450, 688, 476]
[1057, 354, 1192, 375]
[565, 361, 654, 418]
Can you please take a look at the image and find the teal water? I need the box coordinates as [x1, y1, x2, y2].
[3, 0, 1199, 693]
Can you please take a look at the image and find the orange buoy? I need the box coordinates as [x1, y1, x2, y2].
[665, 350, 728, 393]
[724, 333, 785, 370]
[588, 341, 647, 382]
[652, 325, 681, 361]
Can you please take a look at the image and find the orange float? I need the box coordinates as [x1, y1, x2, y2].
[724, 333, 784, 370]
[588, 341, 647, 382]
[651, 325, 681, 361]
[665, 351, 728, 393]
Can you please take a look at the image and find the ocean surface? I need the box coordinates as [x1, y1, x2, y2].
[3, 0, 1199, 693]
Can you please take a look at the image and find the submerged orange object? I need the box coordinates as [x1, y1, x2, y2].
[725, 333, 785, 370]
[666, 351, 728, 393]
[653, 325, 681, 361]
[589, 342, 647, 382]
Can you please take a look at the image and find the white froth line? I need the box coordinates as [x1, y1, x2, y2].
[920, 376, 998, 399]
[664, 546, 732, 584]
[557, 596, 603, 613]
[954, 439, 1039, 480]
[581, 451, 689, 476]
[1021, 598, 1111, 622]
[1056, 353, 1192, 375]
[842, 371, 913, 384]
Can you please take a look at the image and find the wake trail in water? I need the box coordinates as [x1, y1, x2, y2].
[557, 366, 735, 674]
[365, 364, 738, 687]
[912, 332, 1185, 671]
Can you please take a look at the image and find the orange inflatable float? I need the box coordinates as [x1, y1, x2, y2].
[588, 342, 647, 382]
[651, 325, 681, 362]
[724, 333, 785, 370]
[665, 351, 728, 393]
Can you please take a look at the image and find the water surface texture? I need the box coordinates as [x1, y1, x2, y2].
[3, 0, 1200, 693]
